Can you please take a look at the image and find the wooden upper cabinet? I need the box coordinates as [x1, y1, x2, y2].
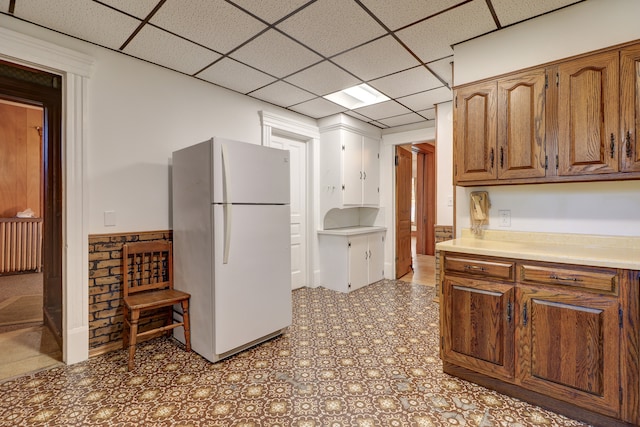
[621, 44, 640, 172]
[497, 70, 547, 179]
[454, 81, 497, 182]
[557, 50, 620, 176]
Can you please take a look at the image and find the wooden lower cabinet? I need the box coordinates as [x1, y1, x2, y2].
[440, 252, 639, 426]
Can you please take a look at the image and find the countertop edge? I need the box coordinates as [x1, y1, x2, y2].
[318, 226, 387, 236]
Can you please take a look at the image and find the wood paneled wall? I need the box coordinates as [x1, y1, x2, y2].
[0, 101, 43, 218]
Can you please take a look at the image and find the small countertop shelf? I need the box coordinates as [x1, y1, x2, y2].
[436, 229, 640, 270]
[317, 226, 386, 236]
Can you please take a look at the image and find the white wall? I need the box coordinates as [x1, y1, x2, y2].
[435, 102, 454, 226]
[453, 0, 640, 238]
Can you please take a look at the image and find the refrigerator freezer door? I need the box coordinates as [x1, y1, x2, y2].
[213, 203, 292, 355]
[212, 138, 290, 205]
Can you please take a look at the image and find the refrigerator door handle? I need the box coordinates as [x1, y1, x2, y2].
[221, 143, 232, 264]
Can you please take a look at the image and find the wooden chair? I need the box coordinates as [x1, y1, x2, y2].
[121, 241, 191, 370]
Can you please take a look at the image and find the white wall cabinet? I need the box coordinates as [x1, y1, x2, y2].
[320, 126, 380, 215]
[318, 228, 385, 293]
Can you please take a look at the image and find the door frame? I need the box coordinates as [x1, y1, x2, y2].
[1, 26, 93, 364]
[260, 111, 320, 288]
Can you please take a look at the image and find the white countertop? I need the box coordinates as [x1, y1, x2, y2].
[436, 229, 640, 270]
[318, 226, 387, 236]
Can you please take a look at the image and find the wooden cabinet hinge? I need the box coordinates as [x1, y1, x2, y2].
[342, 144, 345, 151]
[556, 72, 559, 87]
[555, 154, 559, 170]
[545, 73, 548, 89]
[544, 155, 548, 170]
[342, 184, 345, 191]
[348, 242, 351, 248]
[395, 155, 399, 166]
[619, 306, 623, 328]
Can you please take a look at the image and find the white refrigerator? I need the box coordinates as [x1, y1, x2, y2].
[172, 137, 292, 362]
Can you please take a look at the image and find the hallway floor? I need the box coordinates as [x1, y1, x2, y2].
[0, 280, 587, 426]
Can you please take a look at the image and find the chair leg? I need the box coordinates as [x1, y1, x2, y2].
[181, 299, 191, 352]
[128, 309, 140, 371]
[122, 305, 129, 350]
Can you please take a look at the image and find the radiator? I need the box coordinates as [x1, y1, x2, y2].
[0, 218, 43, 274]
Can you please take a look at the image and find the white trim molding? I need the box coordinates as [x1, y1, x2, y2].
[0, 26, 93, 364]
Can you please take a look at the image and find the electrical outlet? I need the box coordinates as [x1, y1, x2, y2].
[499, 210, 511, 227]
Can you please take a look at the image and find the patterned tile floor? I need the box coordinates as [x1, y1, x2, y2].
[0, 280, 589, 426]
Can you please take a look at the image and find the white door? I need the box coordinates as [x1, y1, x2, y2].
[270, 135, 307, 289]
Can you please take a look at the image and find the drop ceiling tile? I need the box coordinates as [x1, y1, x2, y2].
[369, 67, 443, 99]
[397, 87, 452, 112]
[288, 97, 346, 119]
[276, 0, 386, 57]
[418, 109, 436, 120]
[378, 112, 427, 128]
[150, 0, 267, 54]
[284, 61, 360, 96]
[229, 0, 311, 24]
[427, 56, 454, 88]
[231, 29, 322, 78]
[492, 0, 581, 26]
[99, 0, 159, 19]
[353, 100, 411, 121]
[12, 0, 140, 50]
[344, 110, 377, 123]
[359, 0, 462, 30]
[396, 0, 497, 63]
[332, 35, 420, 82]
[123, 26, 221, 75]
[197, 58, 276, 94]
[0, 0, 10, 13]
[249, 81, 316, 107]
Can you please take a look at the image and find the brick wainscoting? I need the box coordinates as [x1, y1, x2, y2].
[88, 230, 172, 357]
[434, 225, 453, 300]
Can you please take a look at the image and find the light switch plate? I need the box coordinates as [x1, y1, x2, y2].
[104, 210, 116, 227]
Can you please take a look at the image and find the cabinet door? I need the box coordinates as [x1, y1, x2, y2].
[362, 136, 380, 206]
[557, 50, 619, 175]
[342, 132, 363, 206]
[497, 69, 546, 179]
[442, 276, 515, 380]
[367, 233, 384, 283]
[454, 81, 497, 182]
[517, 286, 620, 418]
[348, 235, 369, 291]
[621, 44, 640, 172]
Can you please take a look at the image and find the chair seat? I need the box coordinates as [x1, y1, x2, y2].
[124, 289, 190, 311]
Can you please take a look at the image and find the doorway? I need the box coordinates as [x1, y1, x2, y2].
[269, 134, 308, 289]
[395, 142, 437, 285]
[0, 60, 63, 378]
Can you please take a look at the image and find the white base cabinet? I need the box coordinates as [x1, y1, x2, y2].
[318, 228, 385, 293]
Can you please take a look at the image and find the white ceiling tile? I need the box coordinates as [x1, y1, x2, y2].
[344, 110, 378, 123]
[378, 112, 427, 128]
[249, 81, 316, 107]
[229, 0, 311, 24]
[353, 100, 411, 121]
[396, 0, 497, 63]
[288, 97, 346, 119]
[13, 0, 140, 50]
[418, 109, 437, 120]
[284, 61, 360, 96]
[332, 35, 420, 82]
[99, 0, 159, 19]
[123, 26, 221, 75]
[492, 0, 581, 26]
[427, 56, 454, 88]
[397, 87, 452, 112]
[359, 0, 462, 30]
[369, 67, 443, 99]
[276, 0, 386, 57]
[0, 0, 9, 13]
[150, 0, 267, 54]
[231, 29, 322, 78]
[197, 58, 276, 94]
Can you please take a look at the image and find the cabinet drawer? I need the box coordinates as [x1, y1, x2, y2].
[519, 264, 618, 293]
[444, 255, 515, 281]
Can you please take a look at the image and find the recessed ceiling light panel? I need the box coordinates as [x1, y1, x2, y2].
[323, 83, 389, 109]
